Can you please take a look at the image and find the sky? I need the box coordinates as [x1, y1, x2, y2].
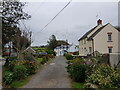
[20, 0, 119, 46]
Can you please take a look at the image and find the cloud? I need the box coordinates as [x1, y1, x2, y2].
[21, 2, 118, 46]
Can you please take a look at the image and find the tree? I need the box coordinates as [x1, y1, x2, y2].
[47, 35, 57, 50]
[12, 30, 32, 59]
[2, 0, 31, 46]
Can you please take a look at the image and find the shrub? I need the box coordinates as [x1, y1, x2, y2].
[71, 63, 86, 82]
[66, 59, 87, 82]
[46, 49, 56, 56]
[65, 54, 73, 60]
[24, 61, 37, 75]
[41, 56, 47, 64]
[37, 58, 43, 64]
[6, 60, 26, 71]
[3, 71, 14, 85]
[13, 65, 27, 80]
[86, 64, 120, 88]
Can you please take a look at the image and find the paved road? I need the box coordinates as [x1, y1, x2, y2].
[23, 56, 71, 88]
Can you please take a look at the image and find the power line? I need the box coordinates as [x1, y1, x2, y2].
[37, 0, 72, 33]
[20, 20, 28, 30]
[31, 1, 45, 17]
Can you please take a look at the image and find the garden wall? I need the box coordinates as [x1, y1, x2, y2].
[109, 53, 120, 67]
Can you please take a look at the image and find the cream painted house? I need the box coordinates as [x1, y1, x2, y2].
[78, 19, 120, 56]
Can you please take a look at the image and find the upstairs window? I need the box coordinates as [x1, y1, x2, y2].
[107, 33, 112, 42]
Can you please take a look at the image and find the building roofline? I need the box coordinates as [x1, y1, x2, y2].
[78, 25, 98, 41]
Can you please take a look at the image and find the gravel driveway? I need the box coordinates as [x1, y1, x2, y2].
[22, 56, 71, 88]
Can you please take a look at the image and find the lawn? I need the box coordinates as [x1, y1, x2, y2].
[32, 47, 46, 52]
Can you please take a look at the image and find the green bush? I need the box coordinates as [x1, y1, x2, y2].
[65, 54, 73, 60]
[3, 71, 14, 85]
[41, 56, 47, 64]
[24, 61, 37, 75]
[86, 64, 120, 88]
[13, 65, 27, 80]
[66, 59, 87, 82]
[37, 58, 43, 64]
[6, 60, 26, 71]
[46, 49, 56, 56]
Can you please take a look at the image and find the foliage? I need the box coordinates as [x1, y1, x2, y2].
[47, 35, 57, 50]
[72, 81, 85, 88]
[86, 64, 120, 88]
[46, 49, 56, 56]
[5, 60, 26, 71]
[2, 1, 31, 46]
[66, 58, 87, 82]
[33, 47, 46, 52]
[37, 58, 43, 64]
[13, 65, 27, 80]
[65, 54, 73, 60]
[3, 71, 14, 85]
[10, 76, 31, 88]
[12, 30, 32, 59]
[23, 61, 37, 75]
[24, 54, 36, 61]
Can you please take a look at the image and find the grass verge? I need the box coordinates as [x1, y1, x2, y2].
[12, 58, 54, 88]
[72, 81, 85, 88]
[10, 76, 32, 88]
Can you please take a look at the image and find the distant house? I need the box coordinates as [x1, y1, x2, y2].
[24, 47, 36, 54]
[3, 47, 17, 57]
[54, 40, 70, 56]
[78, 19, 120, 56]
[68, 44, 79, 52]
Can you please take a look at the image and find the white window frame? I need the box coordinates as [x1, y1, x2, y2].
[108, 34, 112, 42]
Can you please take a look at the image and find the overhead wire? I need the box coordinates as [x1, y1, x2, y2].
[36, 0, 72, 33]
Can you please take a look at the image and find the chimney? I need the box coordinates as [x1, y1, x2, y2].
[97, 19, 102, 25]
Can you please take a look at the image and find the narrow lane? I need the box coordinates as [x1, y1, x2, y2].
[23, 56, 71, 88]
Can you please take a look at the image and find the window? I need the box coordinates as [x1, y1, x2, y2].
[84, 39, 86, 44]
[89, 47, 92, 53]
[107, 33, 112, 41]
[108, 47, 112, 53]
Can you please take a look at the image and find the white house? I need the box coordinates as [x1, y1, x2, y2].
[78, 19, 120, 56]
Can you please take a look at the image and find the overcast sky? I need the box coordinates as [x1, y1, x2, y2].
[20, 1, 118, 46]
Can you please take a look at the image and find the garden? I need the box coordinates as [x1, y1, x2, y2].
[2, 48, 55, 88]
[64, 54, 120, 88]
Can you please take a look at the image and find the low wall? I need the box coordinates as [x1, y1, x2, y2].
[109, 53, 120, 67]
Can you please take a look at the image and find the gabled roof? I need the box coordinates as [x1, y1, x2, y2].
[87, 23, 109, 40]
[78, 23, 119, 41]
[78, 26, 97, 41]
[87, 23, 119, 40]
[57, 40, 69, 46]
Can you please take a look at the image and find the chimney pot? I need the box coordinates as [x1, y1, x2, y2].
[97, 19, 102, 25]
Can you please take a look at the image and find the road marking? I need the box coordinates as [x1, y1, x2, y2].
[50, 63, 55, 65]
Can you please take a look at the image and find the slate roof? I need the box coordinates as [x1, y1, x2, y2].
[78, 26, 97, 41]
[87, 23, 109, 40]
[78, 23, 119, 41]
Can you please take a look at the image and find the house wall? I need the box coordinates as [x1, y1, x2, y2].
[79, 39, 93, 56]
[93, 24, 119, 53]
[79, 23, 120, 56]
[109, 53, 120, 67]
